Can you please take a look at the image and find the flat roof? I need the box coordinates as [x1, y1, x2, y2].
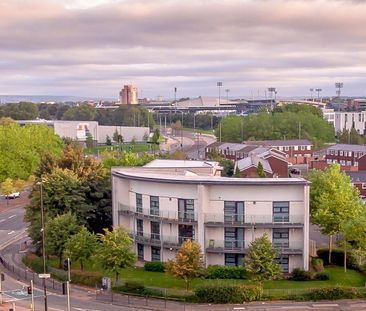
[112, 167, 309, 186]
[144, 159, 220, 168]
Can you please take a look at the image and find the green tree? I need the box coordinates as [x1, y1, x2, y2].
[64, 227, 98, 271]
[234, 166, 241, 177]
[1, 178, 14, 205]
[244, 234, 282, 281]
[62, 104, 96, 121]
[256, 162, 266, 177]
[85, 134, 94, 149]
[45, 213, 80, 268]
[152, 128, 160, 144]
[309, 164, 364, 265]
[95, 227, 135, 281]
[166, 240, 204, 290]
[105, 135, 112, 146]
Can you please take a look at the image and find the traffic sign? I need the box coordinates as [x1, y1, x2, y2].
[38, 273, 51, 279]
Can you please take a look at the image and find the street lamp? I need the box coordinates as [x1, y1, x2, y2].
[309, 88, 314, 101]
[225, 89, 230, 105]
[268, 87, 276, 110]
[37, 180, 48, 311]
[335, 82, 344, 111]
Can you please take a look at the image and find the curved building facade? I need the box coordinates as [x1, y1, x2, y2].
[112, 160, 310, 272]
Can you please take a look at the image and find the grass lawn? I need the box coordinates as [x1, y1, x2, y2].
[46, 257, 366, 295]
[84, 143, 153, 155]
[183, 127, 215, 135]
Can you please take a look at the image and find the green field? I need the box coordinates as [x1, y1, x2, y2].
[84, 143, 157, 155]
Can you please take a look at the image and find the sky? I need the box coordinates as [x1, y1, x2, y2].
[1, 0, 366, 100]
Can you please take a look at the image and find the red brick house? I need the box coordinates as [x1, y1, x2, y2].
[243, 140, 313, 164]
[346, 171, 366, 201]
[324, 144, 366, 170]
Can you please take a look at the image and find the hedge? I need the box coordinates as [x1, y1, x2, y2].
[195, 283, 263, 303]
[144, 261, 165, 272]
[305, 287, 362, 300]
[206, 265, 247, 279]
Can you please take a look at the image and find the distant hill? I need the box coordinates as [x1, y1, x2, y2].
[0, 95, 114, 104]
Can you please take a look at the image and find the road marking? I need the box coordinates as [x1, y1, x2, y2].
[8, 214, 16, 219]
[7, 230, 15, 235]
[49, 308, 64, 311]
[312, 303, 339, 307]
[74, 308, 102, 311]
[0, 219, 5, 223]
[233, 308, 246, 310]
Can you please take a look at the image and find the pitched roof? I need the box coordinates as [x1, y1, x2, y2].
[244, 139, 313, 146]
[346, 171, 366, 183]
[327, 144, 366, 153]
[236, 156, 273, 173]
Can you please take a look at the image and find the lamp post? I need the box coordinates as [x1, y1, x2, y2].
[225, 89, 230, 105]
[335, 82, 344, 111]
[37, 180, 48, 311]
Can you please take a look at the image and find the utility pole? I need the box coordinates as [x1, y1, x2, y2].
[67, 257, 71, 311]
[30, 280, 35, 311]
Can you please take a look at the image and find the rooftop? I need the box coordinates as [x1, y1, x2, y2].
[144, 159, 220, 168]
[327, 144, 366, 152]
[244, 139, 313, 146]
[346, 171, 366, 183]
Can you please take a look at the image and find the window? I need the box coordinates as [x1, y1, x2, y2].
[293, 146, 298, 151]
[307, 146, 311, 151]
[136, 193, 143, 213]
[137, 243, 144, 260]
[151, 246, 161, 261]
[137, 219, 143, 236]
[150, 196, 159, 216]
[273, 229, 289, 248]
[349, 151, 352, 157]
[355, 162, 359, 167]
[340, 160, 346, 166]
[284, 146, 289, 151]
[224, 228, 244, 249]
[347, 161, 352, 166]
[277, 255, 289, 273]
[151, 221, 160, 241]
[178, 199, 195, 221]
[179, 224, 194, 244]
[224, 201, 245, 223]
[225, 254, 244, 266]
[340, 151, 343, 156]
[273, 202, 289, 222]
[300, 146, 305, 151]
[279, 146, 283, 151]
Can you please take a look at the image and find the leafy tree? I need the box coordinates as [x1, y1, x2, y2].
[106, 135, 112, 146]
[256, 162, 266, 177]
[64, 227, 98, 271]
[62, 104, 96, 121]
[85, 134, 94, 149]
[152, 128, 160, 144]
[1, 178, 14, 205]
[142, 132, 149, 142]
[45, 213, 80, 267]
[0, 117, 16, 125]
[95, 227, 135, 281]
[309, 164, 364, 264]
[234, 166, 241, 177]
[220, 159, 234, 177]
[166, 240, 204, 290]
[169, 151, 188, 160]
[0, 123, 63, 182]
[244, 234, 282, 281]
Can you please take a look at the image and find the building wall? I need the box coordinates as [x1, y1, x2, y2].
[97, 126, 149, 143]
[265, 156, 288, 177]
[334, 111, 366, 134]
[113, 172, 310, 272]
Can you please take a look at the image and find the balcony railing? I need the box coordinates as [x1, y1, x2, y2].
[206, 239, 303, 254]
[118, 203, 197, 223]
[205, 214, 303, 226]
[131, 231, 195, 248]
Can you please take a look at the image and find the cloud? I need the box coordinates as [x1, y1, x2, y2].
[0, 0, 366, 98]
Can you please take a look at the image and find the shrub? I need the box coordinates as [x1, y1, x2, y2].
[22, 253, 43, 273]
[314, 271, 330, 280]
[144, 261, 165, 272]
[70, 270, 103, 287]
[311, 258, 324, 272]
[291, 268, 313, 281]
[206, 265, 247, 279]
[195, 283, 263, 303]
[306, 287, 361, 300]
[317, 248, 358, 269]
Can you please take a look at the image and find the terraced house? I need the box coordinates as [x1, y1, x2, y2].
[112, 160, 310, 272]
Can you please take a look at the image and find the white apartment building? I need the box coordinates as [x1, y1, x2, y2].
[334, 111, 366, 134]
[112, 160, 310, 272]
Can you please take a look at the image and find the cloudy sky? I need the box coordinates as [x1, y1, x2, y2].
[1, 0, 366, 100]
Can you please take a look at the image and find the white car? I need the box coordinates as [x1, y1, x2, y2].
[7, 192, 20, 199]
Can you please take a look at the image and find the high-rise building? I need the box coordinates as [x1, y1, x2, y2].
[119, 85, 138, 105]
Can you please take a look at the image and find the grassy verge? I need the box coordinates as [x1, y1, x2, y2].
[84, 143, 153, 155]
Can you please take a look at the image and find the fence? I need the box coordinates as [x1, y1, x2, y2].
[96, 289, 189, 311]
[0, 255, 64, 294]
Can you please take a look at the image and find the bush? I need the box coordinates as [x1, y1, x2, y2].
[317, 248, 358, 269]
[195, 283, 263, 303]
[22, 253, 43, 273]
[144, 261, 165, 272]
[113, 282, 165, 297]
[70, 270, 103, 287]
[306, 287, 361, 300]
[311, 258, 324, 272]
[291, 268, 313, 281]
[206, 265, 247, 279]
[314, 271, 330, 281]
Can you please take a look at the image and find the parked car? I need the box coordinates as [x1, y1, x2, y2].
[290, 168, 301, 175]
[6, 192, 20, 199]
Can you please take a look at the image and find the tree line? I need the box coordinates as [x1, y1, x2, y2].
[215, 104, 335, 148]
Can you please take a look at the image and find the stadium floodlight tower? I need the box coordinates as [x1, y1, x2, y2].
[217, 82, 223, 112]
[315, 88, 322, 102]
[335, 82, 344, 97]
[309, 88, 314, 101]
[268, 87, 276, 110]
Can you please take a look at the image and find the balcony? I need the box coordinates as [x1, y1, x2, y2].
[206, 239, 303, 255]
[118, 203, 197, 224]
[206, 239, 246, 253]
[131, 231, 195, 249]
[204, 214, 303, 228]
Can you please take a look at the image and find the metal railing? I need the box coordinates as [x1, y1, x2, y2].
[132, 232, 195, 248]
[204, 213, 303, 225]
[118, 203, 197, 223]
